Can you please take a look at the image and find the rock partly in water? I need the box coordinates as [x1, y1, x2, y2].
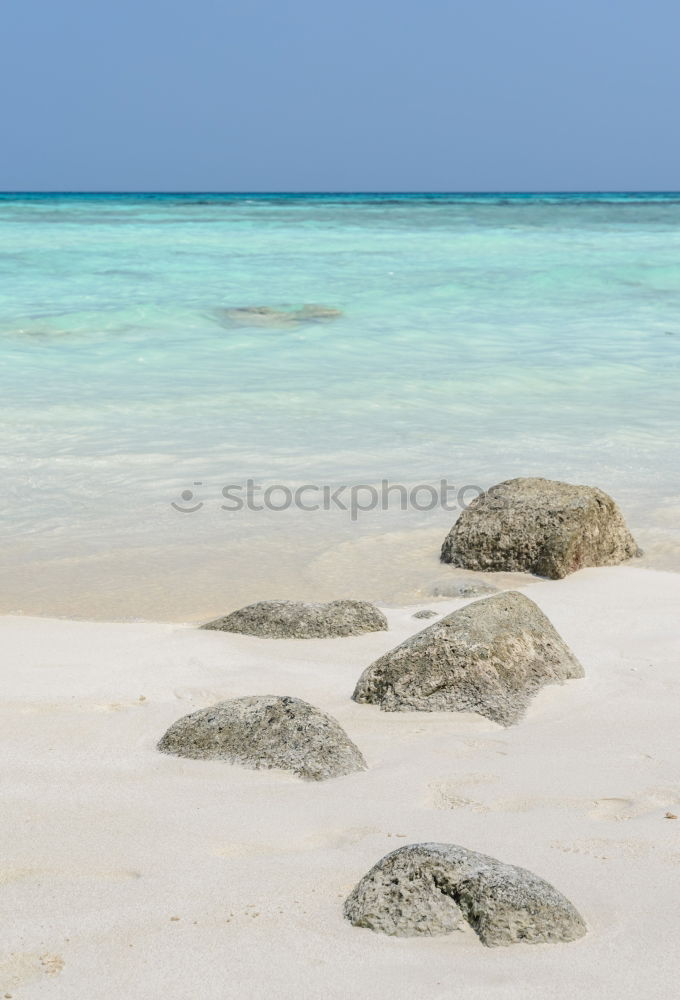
[441, 477, 640, 579]
[158, 695, 366, 781]
[413, 609, 439, 619]
[352, 591, 583, 725]
[215, 304, 342, 329]
[344, 842, 587, 947]
[429, 579, 500, 598]
[202, 599, 388, 639]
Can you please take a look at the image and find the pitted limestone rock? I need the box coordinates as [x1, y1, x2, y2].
[352, 591, 583, 725]
[158, 695, 366, 781]
[344, 842, 587, 946]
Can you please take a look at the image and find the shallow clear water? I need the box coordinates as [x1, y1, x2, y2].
[2, 193, 679, 619]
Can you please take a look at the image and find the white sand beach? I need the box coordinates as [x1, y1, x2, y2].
[2, 565, 679, 998]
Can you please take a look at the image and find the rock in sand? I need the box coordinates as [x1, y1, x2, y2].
[202, 599, 388, 639]
[344, 842, 587, 946]
[441, 477, 640, 579]
[158, 695, 366, 781]
[352, 591, 583, 725]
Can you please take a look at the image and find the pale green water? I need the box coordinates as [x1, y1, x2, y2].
[1, 193, 679, 619]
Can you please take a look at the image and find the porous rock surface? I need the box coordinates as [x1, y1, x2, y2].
[441, 477, 640, 579]
[352, 591, 583, 725]
[344, 842, 587, 947]
[202, 599, 388, 639]
[158, 695, 366, 781]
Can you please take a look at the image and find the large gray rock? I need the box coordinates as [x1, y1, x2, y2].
[441, 477, 640, 579]
[158, 695, 366, 781]
[344, 843, 586, 947]
[202, 599, 388, 639]
[352, 591, 583, 725]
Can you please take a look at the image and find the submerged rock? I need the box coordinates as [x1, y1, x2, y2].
[441, 477, 640, 579]
[344, 842, 586, 946]
[215, 303, 342, 329]
[202, 599, 388, 639]
[352, 591, 583, 725]
[218, 306, 298, 328]
[296, 304, 343, 321]
[158, 695, 366, 781]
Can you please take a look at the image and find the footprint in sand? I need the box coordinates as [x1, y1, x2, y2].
[427, 786, 491, 812]
[215, 826, 380, 859]
[428, 783, 680, 822]
[589, 797, 640, 821]
[426, 774, 500, 810]
[91, 699, 149, 713]
[448, 772, 500, 786]
[0, 868, 34, 886]
[459, 738, 509, 757]
[428, 784, 582, 814]
[0, 867, 140, 885]
[0, 953, 64, 991]
[550, 838, 650, 861]
[173, 687, 230, 703]
[589, 788, 680, 821]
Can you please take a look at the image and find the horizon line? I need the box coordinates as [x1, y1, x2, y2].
[2, 189, 680, 196]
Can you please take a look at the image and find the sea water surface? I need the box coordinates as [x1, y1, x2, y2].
[1, 193, 679, 619]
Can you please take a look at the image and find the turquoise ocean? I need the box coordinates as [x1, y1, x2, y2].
[1, 193, 679, 619]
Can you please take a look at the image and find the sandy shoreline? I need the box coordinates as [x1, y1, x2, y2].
[2, 565, 679, 998]
[3, 496, 680, 623]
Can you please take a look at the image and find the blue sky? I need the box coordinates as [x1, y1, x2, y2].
[2, 0, 679, 191]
